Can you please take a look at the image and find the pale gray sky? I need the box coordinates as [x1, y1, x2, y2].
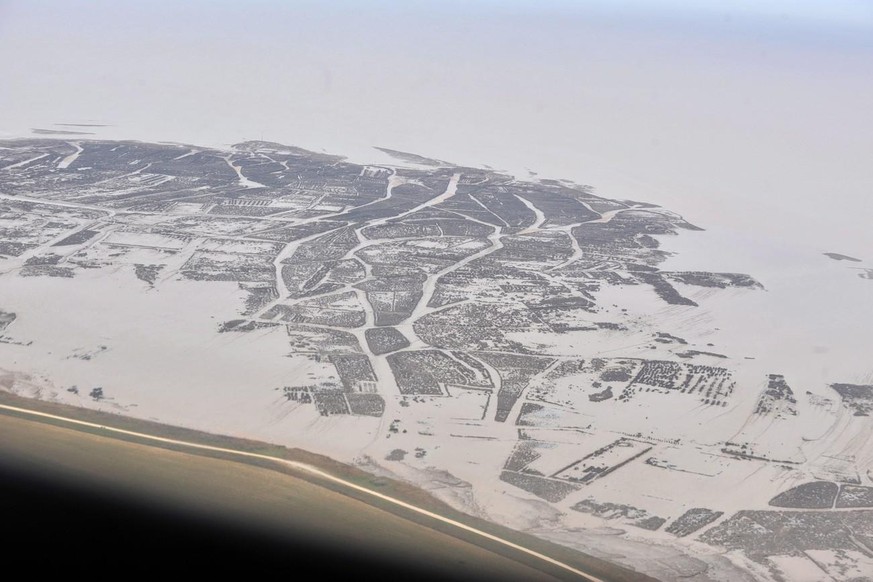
[1, 1, 871, 253]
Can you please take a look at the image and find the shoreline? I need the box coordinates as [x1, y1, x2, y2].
[0, 390, 656, 582]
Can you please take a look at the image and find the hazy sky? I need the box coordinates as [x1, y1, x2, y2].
[1, 1, 871, 253]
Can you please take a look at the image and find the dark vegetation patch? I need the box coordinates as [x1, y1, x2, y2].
[53, 229, 99, 246]
[364, 326, 410, 355]
[588, 387, 613, 402]
[134, 264, 163, 286]
[830, 383, 873, 416]
[313, 391, 350, 416]
[700, 509, 873, 563]
[754, 374, 797, 419]
[346, 393, 385, 417]
[385, 449, 407, 461]
[572, 498, 666, 531]
[0, 311, 16, 332]
[665, 508, 723, 537]
[499, 470, 579, 503]
[387, 350, 490, 395]
[823, 252, 861, 262]
[836, 485, 873, 509]
[769, 481, 838, 509]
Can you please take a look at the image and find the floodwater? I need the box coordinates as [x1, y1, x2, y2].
[0, 1, 870, 254]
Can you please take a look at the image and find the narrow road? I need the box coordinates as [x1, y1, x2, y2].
[57, 141, 83, 169]
[223, 155, 267, 189]
[515, 194, 547, 234]
[2, 152, 49, 171]
[0, 192, 117, 217]
[0, 401, 604, 582]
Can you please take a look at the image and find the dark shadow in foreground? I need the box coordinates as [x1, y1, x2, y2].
[0, 458, 526, 582]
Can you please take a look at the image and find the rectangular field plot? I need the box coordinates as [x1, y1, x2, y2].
[103, 231, 189, 250]
[428, 388, 491, 422]
[182, 251, 275, 282]
[504, 429, 617, 479]
[644, 447, 727, 477]
[551, 438, 652, 484]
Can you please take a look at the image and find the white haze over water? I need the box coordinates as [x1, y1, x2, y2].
[1, 1, 871, 379]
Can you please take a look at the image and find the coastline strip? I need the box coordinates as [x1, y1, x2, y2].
[0, 401, 605, 582]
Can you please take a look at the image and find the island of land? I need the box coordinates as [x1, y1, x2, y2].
[2, 138, 872, 581]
